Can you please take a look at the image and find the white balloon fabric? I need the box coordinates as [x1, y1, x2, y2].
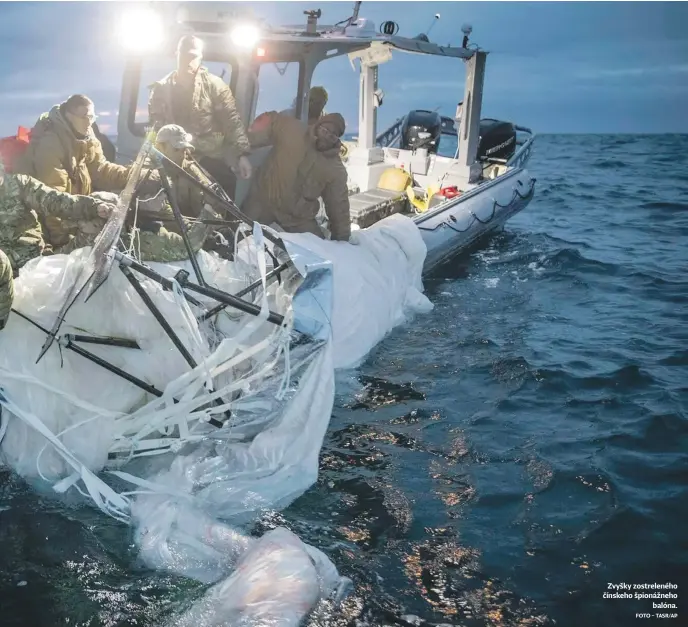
[0, 213, 431, 624]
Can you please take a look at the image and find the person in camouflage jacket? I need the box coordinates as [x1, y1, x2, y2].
[16, 94, 131, 248]
[0, 164, 114, 273]
[138, 124, 223, 222]
[0, 248, 13, 331]
[148, 35, 252, 194]
[1, 164, 212, 271]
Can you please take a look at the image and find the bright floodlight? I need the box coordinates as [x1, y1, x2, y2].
[230, 23, 261, 49]
[118, 7, 164, 53]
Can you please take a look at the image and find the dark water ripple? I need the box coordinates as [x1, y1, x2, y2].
[2, 134, 688, 626]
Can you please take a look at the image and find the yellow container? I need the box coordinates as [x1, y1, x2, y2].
[377, 167, 413, 192]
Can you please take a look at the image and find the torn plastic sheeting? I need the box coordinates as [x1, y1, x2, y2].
[281, 213, 433, 369]
[170, 527, 344, 627]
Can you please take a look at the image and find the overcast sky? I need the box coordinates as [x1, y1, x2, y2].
[0, 1, 686, 137]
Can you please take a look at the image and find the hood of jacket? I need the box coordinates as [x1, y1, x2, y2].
[32, 105, 94, 159]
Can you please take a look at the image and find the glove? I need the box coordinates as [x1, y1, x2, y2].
[91, 191, 120, 204]
[97, 202, 117, 219]
[348, 230, 363, 246]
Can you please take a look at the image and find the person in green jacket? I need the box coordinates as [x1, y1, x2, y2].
[148, 35, 252, 196]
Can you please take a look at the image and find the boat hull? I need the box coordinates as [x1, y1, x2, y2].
[415, 168, 536, 274]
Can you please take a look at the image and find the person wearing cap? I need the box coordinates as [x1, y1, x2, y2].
[243, 110, 351, 241]
[16, 94, 131, 248]
[148, 35, 252, 198]
[136, 124, 225, 224]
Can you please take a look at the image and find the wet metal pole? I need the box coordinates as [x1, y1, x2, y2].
[156, 164, 207, 287]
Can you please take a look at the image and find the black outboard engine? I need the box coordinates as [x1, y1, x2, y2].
[476, 119, 517, 162]
[400, 110, 442, 154]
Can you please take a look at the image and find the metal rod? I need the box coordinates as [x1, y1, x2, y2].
[65, 340, 163, 397]
[116, 253, 203, 308]
[65, 334, 140, 350]
[152, 148, 286, 252]
[156, 165, 207, 287]
[175, 272, 285, 327]
[197, 261, 289, 323]
[11, 308, 225, 429]
[120, 265, 198, 369]
[120, 264, 230, 426]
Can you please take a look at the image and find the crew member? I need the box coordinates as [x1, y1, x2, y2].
[148, 35, 252, 197]
[243, 111, 351, 241]
[17, 94, 131, 247]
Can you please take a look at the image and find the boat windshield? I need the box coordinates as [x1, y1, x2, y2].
[253, 61, 302, 119]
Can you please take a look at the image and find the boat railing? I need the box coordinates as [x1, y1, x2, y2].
[376, 116, 404, 148]
[507, 127, 536, 169]
[375, 118, 535, 169]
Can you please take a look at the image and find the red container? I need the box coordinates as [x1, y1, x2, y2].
[0, 126, 32, 173]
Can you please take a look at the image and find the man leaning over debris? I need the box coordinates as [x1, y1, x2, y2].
[148, 35, 252, 197]
[242, 111, 352, 241]
[0, 160, 114, 273]
[17, 94, 131, 248]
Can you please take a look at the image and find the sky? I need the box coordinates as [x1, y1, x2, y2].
[0, 1, 687, 138]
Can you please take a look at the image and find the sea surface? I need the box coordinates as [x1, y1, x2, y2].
[1, 134, 687, 626]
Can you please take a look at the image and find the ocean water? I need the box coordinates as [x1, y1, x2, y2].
[1, 134, 687, 626]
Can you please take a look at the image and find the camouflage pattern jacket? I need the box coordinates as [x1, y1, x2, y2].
[0, 173, 102, 272]
[0, 248, 13, 330]
[137, 157, 221, 220]
[16, 105, 130, 246]
[148, 67, 251, 167]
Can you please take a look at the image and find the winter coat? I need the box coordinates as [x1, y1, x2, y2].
[242, 112, 351, 241]
[17, 105, 130, 246]
[148, 67, 251, 167]
[0, 173, 103, 272]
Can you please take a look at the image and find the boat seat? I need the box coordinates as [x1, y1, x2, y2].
[349, 188, 409, 228]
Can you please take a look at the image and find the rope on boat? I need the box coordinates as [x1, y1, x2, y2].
[417, 177, 536, 234]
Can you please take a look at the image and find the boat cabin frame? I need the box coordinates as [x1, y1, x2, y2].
[116, 2, 521, 205]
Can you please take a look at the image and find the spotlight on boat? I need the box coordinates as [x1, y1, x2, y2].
[117, 7, 164, 53]
[230, 23, 261, 49]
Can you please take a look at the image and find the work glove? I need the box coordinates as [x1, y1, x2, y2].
[96, 202, 117, 219]
[348, 229, 363, 246]
[91, 191, 120, 204]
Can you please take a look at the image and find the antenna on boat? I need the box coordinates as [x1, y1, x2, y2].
[426, 13, 440, 37]
[351, 1, 362, 22]
[414, 12, 440, 42]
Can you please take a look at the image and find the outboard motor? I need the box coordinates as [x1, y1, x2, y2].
[400, 110, 442, 154]
[477, 119, 517, 162]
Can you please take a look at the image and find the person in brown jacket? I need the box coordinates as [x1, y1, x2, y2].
[17, 94, 131, 248]
[242, 112, 351, 242]
[148, 35, 252, 197]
